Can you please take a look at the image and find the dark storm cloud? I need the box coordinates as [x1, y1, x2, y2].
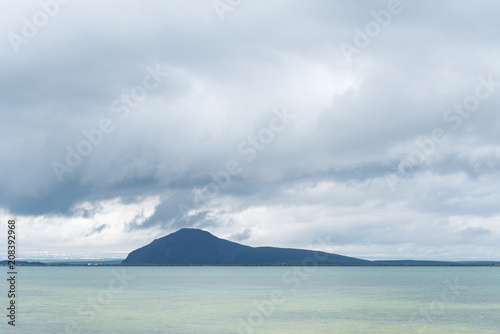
[85, 224, 108, 236]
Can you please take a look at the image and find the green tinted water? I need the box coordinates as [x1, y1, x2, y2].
[4, 266, 500, 333]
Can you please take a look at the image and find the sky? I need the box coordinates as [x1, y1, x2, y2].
[1, 0, 500, 261]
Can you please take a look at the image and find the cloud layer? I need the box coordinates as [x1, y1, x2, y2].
[1, 0, 500, 260]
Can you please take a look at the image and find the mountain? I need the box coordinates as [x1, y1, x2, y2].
[121, 228, 497, 266]
[123, 228, 251, 265]
[121, 228, 370, 265]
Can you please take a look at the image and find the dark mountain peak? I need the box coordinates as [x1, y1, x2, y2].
[175, 227, 209, 234]
[170, 228, 217, 238]
[152, 228, 232, 247]
[122, 228, 369, 265]
[123, 228, 251, 265]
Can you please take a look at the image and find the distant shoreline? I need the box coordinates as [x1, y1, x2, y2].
[2, 263, 499, 267]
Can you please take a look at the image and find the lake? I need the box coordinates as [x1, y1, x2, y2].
[5, 266, 500, 333]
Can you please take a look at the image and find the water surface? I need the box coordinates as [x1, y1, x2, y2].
[6, 266, 500, 333]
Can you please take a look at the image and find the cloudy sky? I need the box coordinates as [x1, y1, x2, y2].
[1, 0, 500, 261]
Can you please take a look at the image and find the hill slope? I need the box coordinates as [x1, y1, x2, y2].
[122, 228, 369, 265]
[122, 229, 252, 265]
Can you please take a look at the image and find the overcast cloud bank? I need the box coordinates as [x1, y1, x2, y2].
[1, 0, 500, 261]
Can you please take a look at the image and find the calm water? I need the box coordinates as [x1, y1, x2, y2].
[4, 266, 500, 333]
